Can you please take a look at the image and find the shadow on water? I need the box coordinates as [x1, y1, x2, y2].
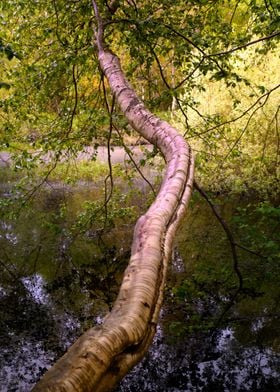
[0, 176, 279, 391]
[118, 249, 280, 392]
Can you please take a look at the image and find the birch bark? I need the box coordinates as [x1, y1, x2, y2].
[32, 3, 194, 391]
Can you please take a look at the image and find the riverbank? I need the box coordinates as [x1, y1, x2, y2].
[0, 144, 155, 168]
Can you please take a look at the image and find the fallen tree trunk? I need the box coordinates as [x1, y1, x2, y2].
[32, 3, 194, 391]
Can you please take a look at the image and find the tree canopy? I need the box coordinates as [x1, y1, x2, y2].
[1, 0, 279, 187]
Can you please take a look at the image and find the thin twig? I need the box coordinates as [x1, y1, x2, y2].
[194, 180, 243, 293]
[174, 58, 205, 90]
[102, 78, 115, 225]
[65, 63, 79, 139]
[0, 258, 18, 280]
[162, 23, 224, 73]
[223, 92, 270, 161]
[235, 243, 267, 258]
[208, 31, 280, 58]
[191, 83, 280, 138]
[229, 0, 241, 25]
[113, 124, 156, 196]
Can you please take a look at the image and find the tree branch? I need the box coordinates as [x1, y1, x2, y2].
[194, 181, 243, 291]
[208, 31, 280, 58]
[91, 0, 105, 52]
[194, 181, 244, 325]
[33, 1, 194, 390]
[102, 79, 115, 225]
[113, 124, 157, 196]
[192, 83, 280, 138]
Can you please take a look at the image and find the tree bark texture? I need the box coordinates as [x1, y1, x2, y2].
[33, 6, 194, 392]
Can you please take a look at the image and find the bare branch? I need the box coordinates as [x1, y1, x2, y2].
[192, 83, 280, 138]
[194, 181, 244, 324]
[194, 181, 243, 291]
[174, 58, 205, 90]
[103, 84, 115, 224]
[229, 0, 241, 25]
[223, 92, 270, 161]
[113, 124, 157, 196]
[105, 0, 120, 15]
[63, 63, 79, 140]
[92, 0, 104, 52]
[162, 23, 225, 73]
[208, 31, 280, 58]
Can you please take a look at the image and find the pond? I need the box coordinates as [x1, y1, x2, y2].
[0, 169, 279, 391]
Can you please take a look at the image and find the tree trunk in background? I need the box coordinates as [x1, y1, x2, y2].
[32, 4, 194, 391]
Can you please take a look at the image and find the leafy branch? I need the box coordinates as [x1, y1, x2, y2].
[192, 83, 280, 138]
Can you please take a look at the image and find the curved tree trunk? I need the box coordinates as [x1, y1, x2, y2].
[33, 4, 194, 392]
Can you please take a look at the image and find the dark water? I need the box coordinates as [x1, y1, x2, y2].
[0, 177, 279, 391]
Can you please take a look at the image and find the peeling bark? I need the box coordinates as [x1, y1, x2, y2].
[32, 4, 194, 392]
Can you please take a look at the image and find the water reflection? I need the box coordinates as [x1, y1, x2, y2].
[0, 180, 279, 391]
[22, 274, 49, 305]
[0, 273, 82, 391]
[0, 222, 18, 245]
[118, 322, 280, 391]
[0, 339, 54, 391]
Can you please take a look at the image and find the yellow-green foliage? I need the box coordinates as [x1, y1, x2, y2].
[40, 160, 109, 184]
[176, 47, 280, 196]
